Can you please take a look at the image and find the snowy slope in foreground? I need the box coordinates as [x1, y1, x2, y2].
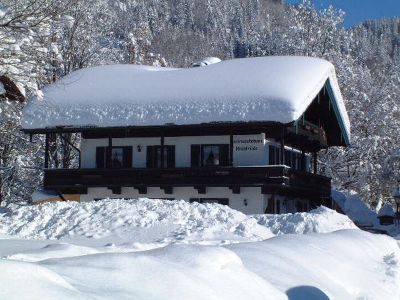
[0, 231, 399, 300]
[0, 199, 399, 300]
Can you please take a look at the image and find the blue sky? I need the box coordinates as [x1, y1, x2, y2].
[285, 0, 400, 27]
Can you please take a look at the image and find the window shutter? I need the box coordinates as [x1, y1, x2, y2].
[276, 147, 281, 164]
[96, 147, 105, 168]
[219, 144, 230, 166]
[284, 150, 291, 167]
[167, 146, 175, 168]
[123, 147, 133, 168]
[191, 145, 200, 167]
[146, 146, 154, 168]
[301, 152, 306, 171]
[268, 145, 275, 165]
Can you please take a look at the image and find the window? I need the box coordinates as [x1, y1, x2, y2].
[110, 148, 124, 168]
[190, 198, 229, 205]
[96, 146, 132, 168]
[287, 151, 303, 170]
[268, 145, 281, 165]
[203, 145, 220, 166]
[284, 150, 292, 167]
[268, 145, 305, 171]
[146, 145, 175, 168]
[191, 144, 230, 167]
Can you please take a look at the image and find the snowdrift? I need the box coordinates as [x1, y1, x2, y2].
[0, 199, 399, 300]
[332, 190, 378, 226]
[0, 198, 355, 242]
[254, 206, 356, 235]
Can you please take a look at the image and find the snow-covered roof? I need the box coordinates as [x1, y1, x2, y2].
[378, 203, 395, 217]
[22, 56, 350, 142]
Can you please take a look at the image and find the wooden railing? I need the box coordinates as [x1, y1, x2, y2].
[43, 165, 330, 197]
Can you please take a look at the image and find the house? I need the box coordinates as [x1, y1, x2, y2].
[377, 203, 395, 225]
[22, 56, 350, 214]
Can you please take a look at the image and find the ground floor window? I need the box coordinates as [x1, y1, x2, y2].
[190, 198, 229, 205]
[191, 144, 230, 167]
[96, 146, 133, 168]
[274, 198, 309, 213]
[295, 200, 308, 212]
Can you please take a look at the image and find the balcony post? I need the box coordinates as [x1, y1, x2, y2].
[229, 133, 234, 166]
[160, 134, 165, 168]
[44, 133, 49, 168]
[280, 128, 285, 165]
[107, 136, 112, 168]
[301, 150, 306, 171]
[313, 152, 318, 174]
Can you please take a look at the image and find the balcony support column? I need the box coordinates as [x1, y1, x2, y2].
[313, 152, 318, 174]
[107, 136, 112, 168]
[229, 133, 234, 166]
[280, 128, 285, 165]
[44, 133, 49, 168]
[301, 150, 306, 171]
[160, 134, 165, 168]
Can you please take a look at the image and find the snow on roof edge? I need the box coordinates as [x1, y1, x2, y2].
[289, 61, 350, 145]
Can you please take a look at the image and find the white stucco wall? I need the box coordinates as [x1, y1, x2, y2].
[78, 134, 312, 214]
[81, 134, 269, 169]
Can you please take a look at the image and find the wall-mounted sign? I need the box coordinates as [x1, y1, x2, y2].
[232, 134, 267, 166]
[233, 137, 264, 151]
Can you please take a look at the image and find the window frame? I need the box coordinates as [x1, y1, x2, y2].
[191, 144, 230, 167]
[146, 145, 175, 168]
[96, 146, 133, 169]
[268, 143, 307, 171]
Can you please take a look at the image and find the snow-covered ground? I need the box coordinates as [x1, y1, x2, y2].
[0, 199, 399, 300]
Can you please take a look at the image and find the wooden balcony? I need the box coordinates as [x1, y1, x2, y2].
[43, 166, 331, 199]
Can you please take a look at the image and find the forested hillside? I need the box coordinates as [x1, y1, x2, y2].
[0, 0, 399, 207]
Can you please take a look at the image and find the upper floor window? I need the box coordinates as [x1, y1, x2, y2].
[269, 145, 281, 165]
[191, 144, 230, 167]
[269, 144, 306, 171]
[285, 150, 302, 170]
[146, 145, 175, 168]
[96, 146, 132, 168]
